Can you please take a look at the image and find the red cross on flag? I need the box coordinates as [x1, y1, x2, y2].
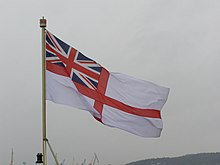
[45, 30, 169, 137]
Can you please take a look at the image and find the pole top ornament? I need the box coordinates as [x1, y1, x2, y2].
[40, 16, 47, 28]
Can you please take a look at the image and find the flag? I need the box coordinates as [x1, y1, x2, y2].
[45, 30, 169, 137]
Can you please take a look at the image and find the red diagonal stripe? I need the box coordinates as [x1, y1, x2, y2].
[79, 73, 97, 89]
[46, 43, 68, 64]
[47, 31, 62, 52]
[78, 61, 98, 64]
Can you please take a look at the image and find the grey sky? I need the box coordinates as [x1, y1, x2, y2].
[0, 0, 220, 164]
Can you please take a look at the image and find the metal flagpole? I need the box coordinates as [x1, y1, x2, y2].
[40, 16, 47, 165]
[10, 148, 13, 165]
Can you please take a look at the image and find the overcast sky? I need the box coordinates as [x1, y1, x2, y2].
[0, 0, 220, 164]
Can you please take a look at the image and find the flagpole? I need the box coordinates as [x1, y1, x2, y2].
[40, 16, 47, 165]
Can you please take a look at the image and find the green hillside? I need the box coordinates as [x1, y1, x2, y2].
[126, 153, 220, 165]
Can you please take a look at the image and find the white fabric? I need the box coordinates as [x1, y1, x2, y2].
[46, 70, 169, 137]
[107, 72, 169, 110]
[103, 72, 169, 137]
[102, 105, 162, 137]
[46, 71, 101, 118]
[46, 71, 91, 110]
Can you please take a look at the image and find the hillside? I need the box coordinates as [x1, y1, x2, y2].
[126, 152, 220, 165]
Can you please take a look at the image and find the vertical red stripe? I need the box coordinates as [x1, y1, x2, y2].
[66, 48, 77, 74]
[94, 68, 109, 115]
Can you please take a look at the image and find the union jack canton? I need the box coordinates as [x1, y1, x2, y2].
[45, 30, 110, 122]
[45, 31, 107, 91]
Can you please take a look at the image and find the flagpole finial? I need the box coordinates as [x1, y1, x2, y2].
[40, 16, 47, 28]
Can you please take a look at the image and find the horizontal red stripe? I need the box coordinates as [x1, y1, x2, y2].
[74, 82, 161, 119]
[46, 62, 69, 77]
[69, 61, 100, 80]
